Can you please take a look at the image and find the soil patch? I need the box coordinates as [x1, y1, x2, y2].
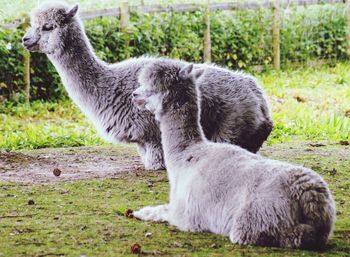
[0, 145, 142, 184]
[0, 141, 349, 184]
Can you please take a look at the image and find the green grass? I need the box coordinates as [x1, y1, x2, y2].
[1, 62, 350, 151]
[262, 62, 350, 143]
[0, 142, 349, 256]
[0, 60, 349, 256]
[0, 101, 103, 150]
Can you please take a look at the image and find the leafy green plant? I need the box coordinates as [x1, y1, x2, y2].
[0, 4, 348, 102]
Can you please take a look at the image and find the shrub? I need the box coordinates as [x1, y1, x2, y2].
[0, 4, 348, 102]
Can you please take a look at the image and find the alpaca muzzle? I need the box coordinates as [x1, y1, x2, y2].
[22, 31, 40, 51]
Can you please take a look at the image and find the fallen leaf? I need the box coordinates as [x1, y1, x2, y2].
[339, 140, 349, 146]
[125, 209, 134, 218]
[309, 142, 326, 147]
[293, 95, 306, 103]
[130, 243, 141, 254]
[53, 168, 61, 177]
[326, 168, 337, 176]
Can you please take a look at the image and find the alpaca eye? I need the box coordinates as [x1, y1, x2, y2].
[42, 24, 54, 31]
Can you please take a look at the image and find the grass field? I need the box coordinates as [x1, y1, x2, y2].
[0, 62, 349, 256]
[0, 142, 349, 256]
[1, 62, 349, 151]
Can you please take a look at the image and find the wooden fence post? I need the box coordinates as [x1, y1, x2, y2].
[22, 14, 31, 104]
[120, 1, 130, 58]
[272, 0, 280, 70]
[346, 0, 350, 57]
[203, 0, 211, 63]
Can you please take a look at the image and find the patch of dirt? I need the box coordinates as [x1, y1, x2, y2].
[0, 146, 143, 184]
[259, 141, 350, 161]
[0, 142, 349, 184]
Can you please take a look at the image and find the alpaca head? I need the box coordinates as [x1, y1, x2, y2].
[133, 61, 204, 117]
[22, 2, 79, 54]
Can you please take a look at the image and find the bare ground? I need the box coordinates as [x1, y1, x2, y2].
[0, 145, 143, 184]
[0, 142, 349, 184]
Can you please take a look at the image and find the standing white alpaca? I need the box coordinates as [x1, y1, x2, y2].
[132, 62, 336, 250]
[22, 2, 273, 170]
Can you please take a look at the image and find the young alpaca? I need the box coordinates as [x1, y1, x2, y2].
[132, 63, 336, 249]
[22, 2, 273, 170]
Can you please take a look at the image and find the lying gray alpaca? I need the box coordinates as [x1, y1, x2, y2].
[22, 2, 273, 170]
[132, 62, 336, 249]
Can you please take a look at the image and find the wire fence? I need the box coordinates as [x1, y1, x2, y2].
[0, 0, 349, 102]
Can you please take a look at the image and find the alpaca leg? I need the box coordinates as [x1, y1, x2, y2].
[134, 203, 197, 232]
[168, 211, 202, 233]
[136, 143, 147, 165]
[133, 204, 169, 222]
[137, 143, 165, 170]
[143, 143, 165, 170]
[287, 169, 335, 249]
[279, 224, 318, 250]
[229, 217, 279, 247]
[229, 197, 289, 247]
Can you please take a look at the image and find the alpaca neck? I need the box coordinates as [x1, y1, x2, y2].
[159, 103, 204, 156]
[47, 22, 108, 107]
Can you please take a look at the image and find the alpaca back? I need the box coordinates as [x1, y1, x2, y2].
[196, 65, 273, 152]
[189, 147, 335, 249]
[138, 58, 273, 152]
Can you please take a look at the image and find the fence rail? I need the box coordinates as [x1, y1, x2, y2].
[1, 0, 349, 101]
[2, 0, 345, 29]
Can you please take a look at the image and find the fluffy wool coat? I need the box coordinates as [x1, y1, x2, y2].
[132, 62, 336, 250]
[22, 2, 273, 170]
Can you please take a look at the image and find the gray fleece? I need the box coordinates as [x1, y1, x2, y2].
[22, 2, 273, 170]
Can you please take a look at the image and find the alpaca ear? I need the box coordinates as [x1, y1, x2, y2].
[179, 64, 194, 79]
[193, 68, 205, 80]
[65, 5, 79, 20]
